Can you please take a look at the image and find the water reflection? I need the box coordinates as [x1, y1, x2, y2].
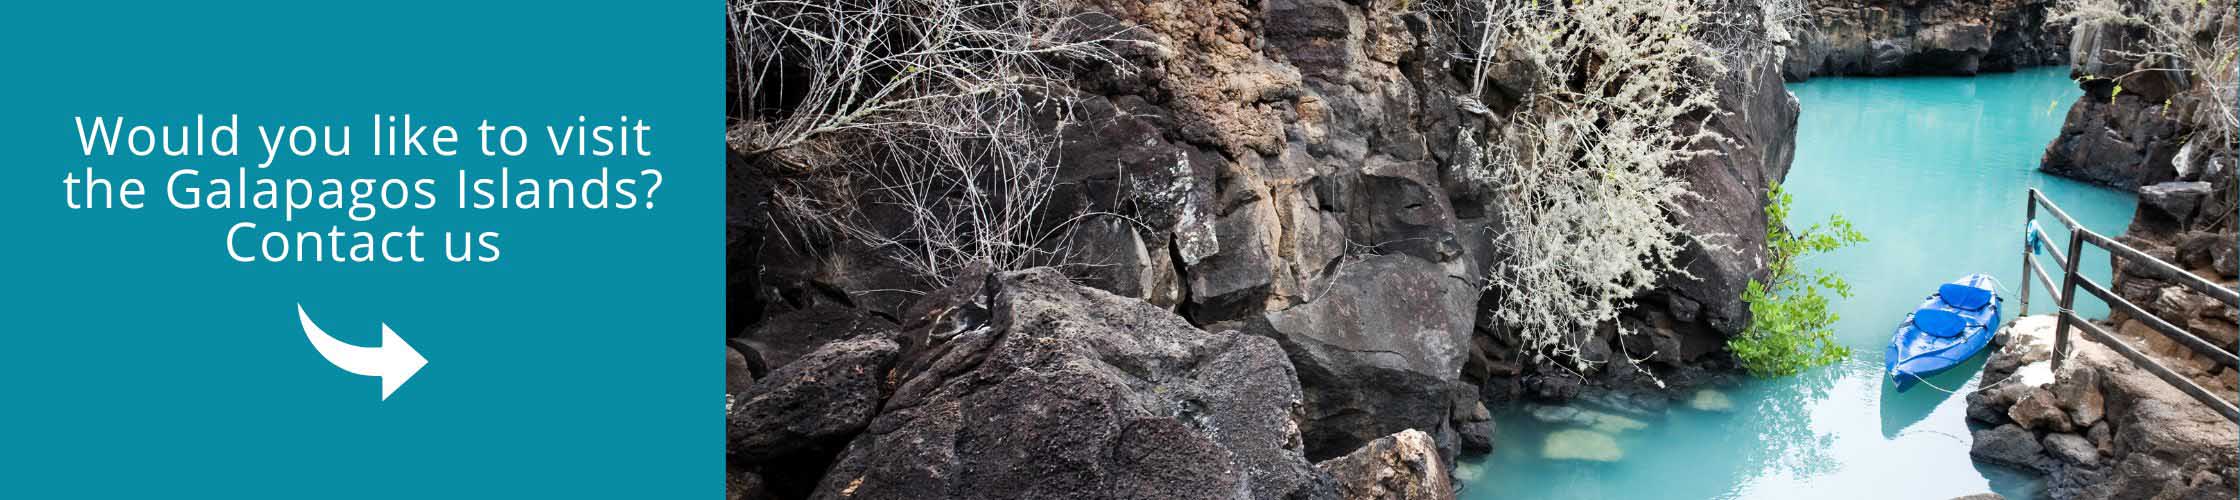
[1879, 353, 1989, 440]
[1737, 367, 1842, 483]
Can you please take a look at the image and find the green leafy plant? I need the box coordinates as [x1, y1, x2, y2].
[1730, 183, 1865, 377]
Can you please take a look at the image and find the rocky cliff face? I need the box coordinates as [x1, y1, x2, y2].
[1986, 5, 2240, 495]
[2038, 4, 2235, 193]
[728, 268, 1459, 500]
[734, 0, 1799, 496]
[2040, 0, 2236, 408]
[1783, 0, 2067, 81]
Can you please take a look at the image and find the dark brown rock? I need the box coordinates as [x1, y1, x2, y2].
[739, 304, 897, 372]
[811, 269, 1330, 500]
[1313, 429, 1454, 500]
[1783, 0, 2066, 81]
[727, 337, 900, 464]
[2042, 432, 2100, 466]
[1972, 423, 2056, 474]
[726, 345, 757, 398]
[2010, 387, 2076, 433]
[2139, 182, 2213, 225]
[1261, 254, 1477, 459]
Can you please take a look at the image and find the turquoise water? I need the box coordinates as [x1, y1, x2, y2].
[1460, 66, 2138, 499]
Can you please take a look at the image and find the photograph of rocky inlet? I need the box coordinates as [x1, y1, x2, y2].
[726, 0, 2237, 499]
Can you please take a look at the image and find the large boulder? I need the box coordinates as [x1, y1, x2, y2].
[2038, 90, 2181, 191]
[1970, 424, 2055, 474]
[810, 269, 1330, 500]
[2008, 387, 2075, 433]
[2041, 432, 2099, 467]
[1313, 429, 1455, 500]
[1259, 254, 1477, 459]
[727, 337, 900, 463]
[2138, 181, 2213, 228]
[738, 303, 897, 371]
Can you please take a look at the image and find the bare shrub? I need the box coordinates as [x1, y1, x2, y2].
[729, 0, 1141, 288]
[1461, 0, 1733, 374]
[1698, 0, 1809, 84]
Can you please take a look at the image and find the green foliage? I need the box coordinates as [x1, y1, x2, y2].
[1730, 183, 1866, 377]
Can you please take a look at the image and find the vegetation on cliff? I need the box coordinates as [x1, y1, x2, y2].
[1461, 0, 1792, 378]
[2055, 0, 2237, 150]
[1731, 183, 1863, 377]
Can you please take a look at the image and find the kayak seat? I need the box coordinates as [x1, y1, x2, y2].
[1937, 283, 1994, 311]
[1912, 309, 1970, 338]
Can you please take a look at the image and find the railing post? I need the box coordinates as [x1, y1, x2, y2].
[2052, 226, 2087, 374]
[2020, 190, 2038, 316]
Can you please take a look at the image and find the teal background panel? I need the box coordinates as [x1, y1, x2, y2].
[0, 1, 721, 497]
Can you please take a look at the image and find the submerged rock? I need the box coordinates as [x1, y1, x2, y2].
[1449, 461, 1484, 483]
[1970, 424, 2054, 474]
[1588, 414, 1648, 435]
[1687, 389, 1735, 412]
[1314, 429, 1454, 500]
[1522, 404, 1648, 435]
[1542, 429, 1623, 462]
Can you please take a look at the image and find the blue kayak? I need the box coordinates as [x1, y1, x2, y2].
[1884, 274, 2003, 392]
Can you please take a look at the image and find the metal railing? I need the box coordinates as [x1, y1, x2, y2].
[2020, 188, 2240, 422]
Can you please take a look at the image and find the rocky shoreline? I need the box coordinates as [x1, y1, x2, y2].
[1988, 4, 2240, 494]
[1781, 0, 2067, 81]
[1979, 0, 2240, 493]
[1966, 316, 2237, 499]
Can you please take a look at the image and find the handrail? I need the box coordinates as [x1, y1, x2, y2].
[2076, 229, 2240, 306]
[2021, 188, 2239, 423]
[2076, 277, 2240, 367]
[2030, 226, 2070, 271]
[2028, 189, 2086, 232]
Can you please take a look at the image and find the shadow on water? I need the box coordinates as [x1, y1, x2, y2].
[1878, 352, 1989, 439]
[1975, 455, 2050, 499]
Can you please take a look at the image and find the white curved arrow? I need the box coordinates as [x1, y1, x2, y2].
[298, 304, 428, 401]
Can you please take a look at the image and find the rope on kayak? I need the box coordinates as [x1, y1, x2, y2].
[1911, 294, 2062, 396]
[1910, 369, 2023, 395]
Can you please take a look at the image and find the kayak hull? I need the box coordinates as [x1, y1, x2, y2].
[1884, 274, 2003, 392]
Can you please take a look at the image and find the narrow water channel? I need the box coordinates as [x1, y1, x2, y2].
[1459, 66, 2139, 499]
